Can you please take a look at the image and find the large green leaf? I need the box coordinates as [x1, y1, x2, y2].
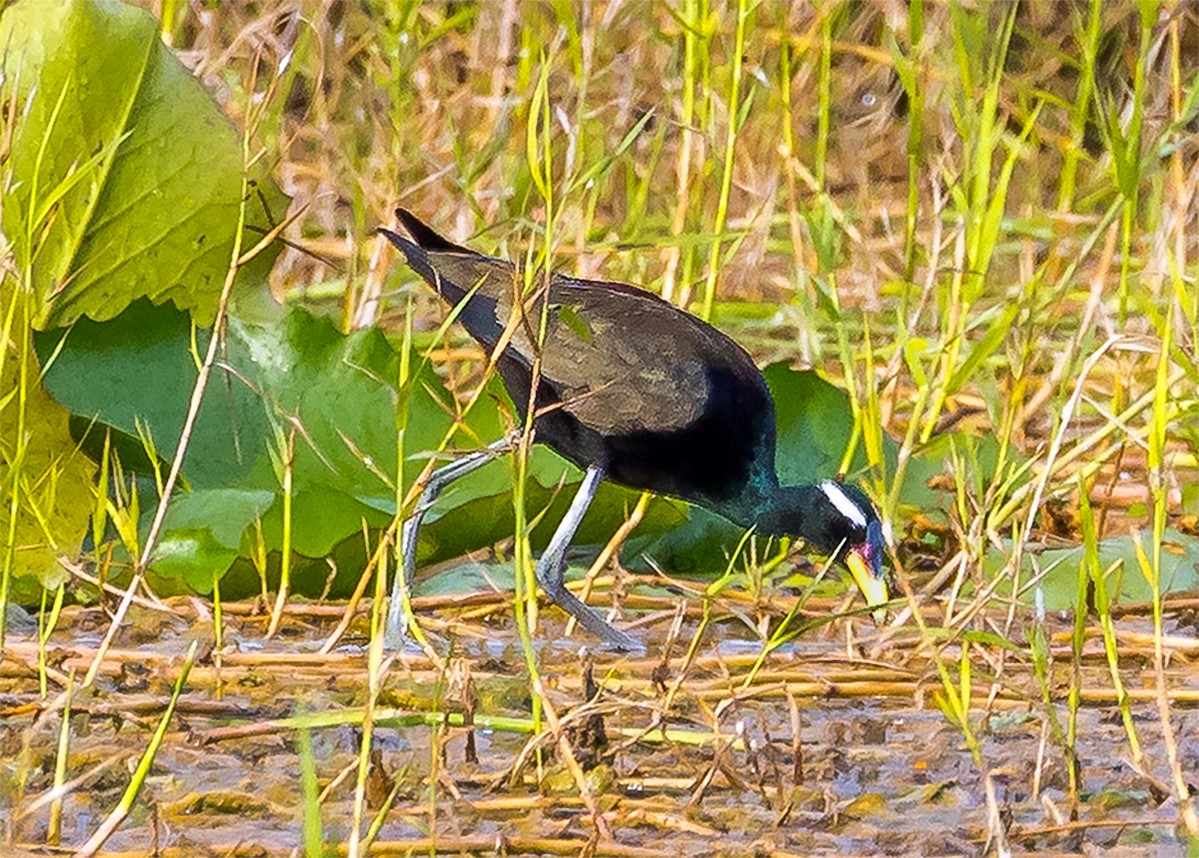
[38, 300, 267, 489]
[0, 326, 96, 599]
[0, 0, 285, 329]
[39, 301, 462, 493]
[766, 363, 866, 485]
[992, 530, 1199, 610]
[32, 302, 663, 593]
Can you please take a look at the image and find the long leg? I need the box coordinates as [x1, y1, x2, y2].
[535, 465, 644, 652]
[384, 436, 514, 650]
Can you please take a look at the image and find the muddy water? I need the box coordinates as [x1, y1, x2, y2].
[2, 603, 1195, 856]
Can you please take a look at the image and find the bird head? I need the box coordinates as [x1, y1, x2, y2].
[811, 481, 890, 622]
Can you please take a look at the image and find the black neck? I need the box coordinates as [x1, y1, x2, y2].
[751, 484, 828, 544]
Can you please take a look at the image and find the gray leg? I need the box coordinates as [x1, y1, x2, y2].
[535, 465, 644, 652]
[384, 437, 513, 650]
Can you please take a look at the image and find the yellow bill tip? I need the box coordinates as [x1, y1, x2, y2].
[845, 551, 889, 623]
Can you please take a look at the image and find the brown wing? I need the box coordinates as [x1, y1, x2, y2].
[417, 247, 758, 436]
[535, 277, 721, 434]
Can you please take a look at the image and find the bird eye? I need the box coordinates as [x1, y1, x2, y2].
[861, 92, 877, 107]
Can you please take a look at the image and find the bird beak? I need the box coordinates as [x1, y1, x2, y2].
[845, 548, 889, 624]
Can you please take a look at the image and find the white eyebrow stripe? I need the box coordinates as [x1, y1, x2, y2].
[820, 481, 868, 528]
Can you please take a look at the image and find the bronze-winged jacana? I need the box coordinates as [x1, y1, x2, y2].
[380, 209, 889, 652]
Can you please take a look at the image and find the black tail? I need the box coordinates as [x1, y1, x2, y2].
[377, 225, 437, 287]
[395, 209, 468, 252]
[378, 209, 476, 296]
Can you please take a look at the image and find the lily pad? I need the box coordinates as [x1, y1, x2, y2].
[989, 529, 1199, 610]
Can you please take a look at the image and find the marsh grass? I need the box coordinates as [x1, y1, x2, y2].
[2, 0, 1198, 854]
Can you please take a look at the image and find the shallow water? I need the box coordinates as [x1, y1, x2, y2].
[2, 600, 1195, 856]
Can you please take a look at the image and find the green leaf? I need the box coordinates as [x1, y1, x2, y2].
[149, 487, 272, 592]
[990, 530, 1199, 610]
[764, 363, 864, 485]
[37, 300, 268, 490]
[0, 330, 96, 599]
[565, 107, 655, 195]
[33, 301, 674, 591]
[623, 503, 741, 576]
[36, 302, 438, 577]
[0, 0, 286, 329]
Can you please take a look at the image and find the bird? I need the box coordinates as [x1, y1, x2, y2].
[379, 208, 889, 652]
